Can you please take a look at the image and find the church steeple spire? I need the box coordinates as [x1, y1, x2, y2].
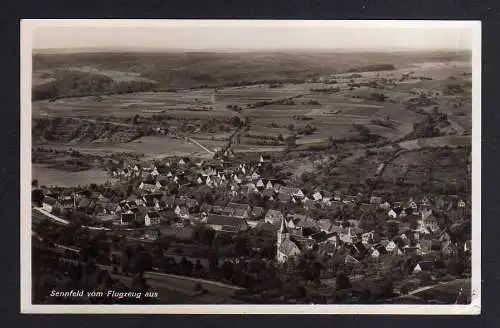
[279, 217, 288, 233]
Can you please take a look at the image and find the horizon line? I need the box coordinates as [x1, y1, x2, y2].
[33, 46, 472, 54]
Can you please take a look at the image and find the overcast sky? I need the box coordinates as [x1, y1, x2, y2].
[27, 20, 477, 52]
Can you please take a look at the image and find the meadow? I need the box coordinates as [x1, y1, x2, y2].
[32, 164, 111, 187]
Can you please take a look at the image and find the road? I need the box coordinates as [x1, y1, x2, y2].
[53, 254, 241, 304]
[184, 137, 215, 155]
[33, 207, 111, 231]
[392, 278, 471, 304]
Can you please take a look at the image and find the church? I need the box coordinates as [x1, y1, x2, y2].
[276, 218, 301, 263]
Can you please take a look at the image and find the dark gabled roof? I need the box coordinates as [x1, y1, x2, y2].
[207, 214, 247, 230]
[77, 198, 92, 208]
[392, 236, 408, 249]
[251, 206, 265, 217]
[279, 239, 301, 255]
[266, 209, 283, 218]
[121, 212, 136, 221]
[344, 195, 357, 202]
[200, 203, 212, 213]
[262, 189, 274, 197]
[185, 198, 199, 208]
[359, 203, 374, 212]
[323, 191, 333, 198]
[393, 207, 404, 215]
[254, 221, 279, 232]
[278, 193, 290, 202]
[374, 244, 388, 254]
[296, 217, 317, 229]
[310, 231, 329, 243]
[143, 194, 157, 206]
[233, 208, 248, 217]
[227, 202, 249, 210]
[146, 211, 160, 218]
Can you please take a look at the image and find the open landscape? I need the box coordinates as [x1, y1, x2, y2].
[28, 22, 475, 310]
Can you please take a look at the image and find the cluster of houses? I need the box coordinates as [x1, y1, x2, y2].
[274, 196, 471, 270]
[35, 153, 470, 271]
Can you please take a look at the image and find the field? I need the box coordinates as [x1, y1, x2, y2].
[40, 136, 215, 160]
[32, 164, 111, 187]
[33, 90, 228, 118]
[31, 51, 472, 160]
[398, 135, 471, 151]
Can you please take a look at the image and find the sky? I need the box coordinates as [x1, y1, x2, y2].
[27, 20, 478, 52]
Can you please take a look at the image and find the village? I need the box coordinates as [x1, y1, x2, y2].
[31, 144, 472, 303]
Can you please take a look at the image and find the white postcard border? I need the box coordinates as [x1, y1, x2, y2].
[20, 19, 481, 315]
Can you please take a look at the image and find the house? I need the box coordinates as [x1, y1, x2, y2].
[77, 197, 96, 212]
[345, 254, 360, 265]
[317, 219, 333, 232]
[144, 229, 160, 240]
[295, 216, 317, 230]
[144, 211, 161, 226]
[421, 209, 439, 233]
[361, 231, 374, 245]
[420, 196, 431, 208]
[387, 209, 398, 219]
[370, 196, 382, 205]
[343, 195, 357, 204]
[385, 240, 399, 253]
[265, 209, 285, 225]
[302, 196, 315, 208]
[254, 221, 280, 233]
[227, 202, 250, 212]
[413, 261, 433, 274]
[256, 179, 265, 189]
[250, 206, 265, 219]
[163, 195, 176, 209]
[380, 201, 391, 210]
[370, 247, 380, 258]
[333, 190, 342, 201]
[200, 203, 212, 215]
[206, 214, 248, 233]
[42, 196, 58, 213]
[139, 182, 159, 193]
[464, 240, 472, 253]
[312, 191, 323, 202]
[174, 205, 190, 219]
[185, 198, 199, 211]
[58, 195, 75, 209]
[120, 210, 136, 225]
[265, 180, 274, 190]
[143, 194, 163, 208]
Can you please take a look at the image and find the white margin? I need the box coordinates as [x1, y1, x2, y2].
[20, 19, 481, 315]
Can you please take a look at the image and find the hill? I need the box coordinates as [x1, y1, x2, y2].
[32, 51, 471, 100]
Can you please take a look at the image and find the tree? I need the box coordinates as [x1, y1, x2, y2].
[335, 272, 352, 290]
[32, 189, 45, 207]
[132, 251, 153, 274]
[132, 115, 140, 124]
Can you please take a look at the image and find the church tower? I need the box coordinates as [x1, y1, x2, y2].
[277, 217, 289, 261]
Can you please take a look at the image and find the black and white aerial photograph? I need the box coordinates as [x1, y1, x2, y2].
[21, 20, 481, 314]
